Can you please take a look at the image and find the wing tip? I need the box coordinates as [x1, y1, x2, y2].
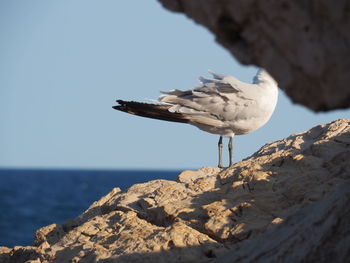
[113, 99, 129, 111]
[116, 99, 125, 104]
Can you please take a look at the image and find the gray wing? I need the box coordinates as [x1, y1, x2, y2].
[158, 71, 260, 127]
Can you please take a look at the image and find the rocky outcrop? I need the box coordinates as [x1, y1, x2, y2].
[1, 119, 350, 262]
[158, 0, 350, 112]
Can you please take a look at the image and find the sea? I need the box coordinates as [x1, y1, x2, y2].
[0, 168, 181, 248]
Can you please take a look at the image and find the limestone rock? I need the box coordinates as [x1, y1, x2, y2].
[158, 0, 350, 111]
[1, 119, 350, 262]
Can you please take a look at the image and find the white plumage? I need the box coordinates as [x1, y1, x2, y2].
[158, 69, 278, 137]
[114, 69, 278, 167]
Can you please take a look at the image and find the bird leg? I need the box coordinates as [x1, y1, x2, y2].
[228, 136, 234, 166]
[218, 136, 223, 168]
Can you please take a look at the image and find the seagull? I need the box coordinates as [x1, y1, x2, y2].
[113, 69, 278, 168]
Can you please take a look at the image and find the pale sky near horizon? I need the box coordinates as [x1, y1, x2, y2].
[1, 0, 349, 170]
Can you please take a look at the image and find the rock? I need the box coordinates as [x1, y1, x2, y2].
[1, 119, 350, 262]
[219, 180, 350, 263]
[158, 0, 350, 111]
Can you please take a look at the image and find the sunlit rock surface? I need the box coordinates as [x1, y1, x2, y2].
[1, 119, 350, 262]
[159, 0, 350, 111]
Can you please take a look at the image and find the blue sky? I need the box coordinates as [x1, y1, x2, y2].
[1, 0, 349, 170]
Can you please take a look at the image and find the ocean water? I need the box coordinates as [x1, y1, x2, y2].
[0, 169, 180, 247]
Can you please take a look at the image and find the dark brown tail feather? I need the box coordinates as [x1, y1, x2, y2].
[113, 100, 189, 124]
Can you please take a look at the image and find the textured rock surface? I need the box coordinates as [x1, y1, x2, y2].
[1, 119, 350, 262]
[158, 0, 350, 111]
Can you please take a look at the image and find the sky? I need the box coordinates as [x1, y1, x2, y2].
[1, 0, 349, 170]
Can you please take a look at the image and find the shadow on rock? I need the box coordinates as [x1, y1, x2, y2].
[1, 119, 350, 263]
